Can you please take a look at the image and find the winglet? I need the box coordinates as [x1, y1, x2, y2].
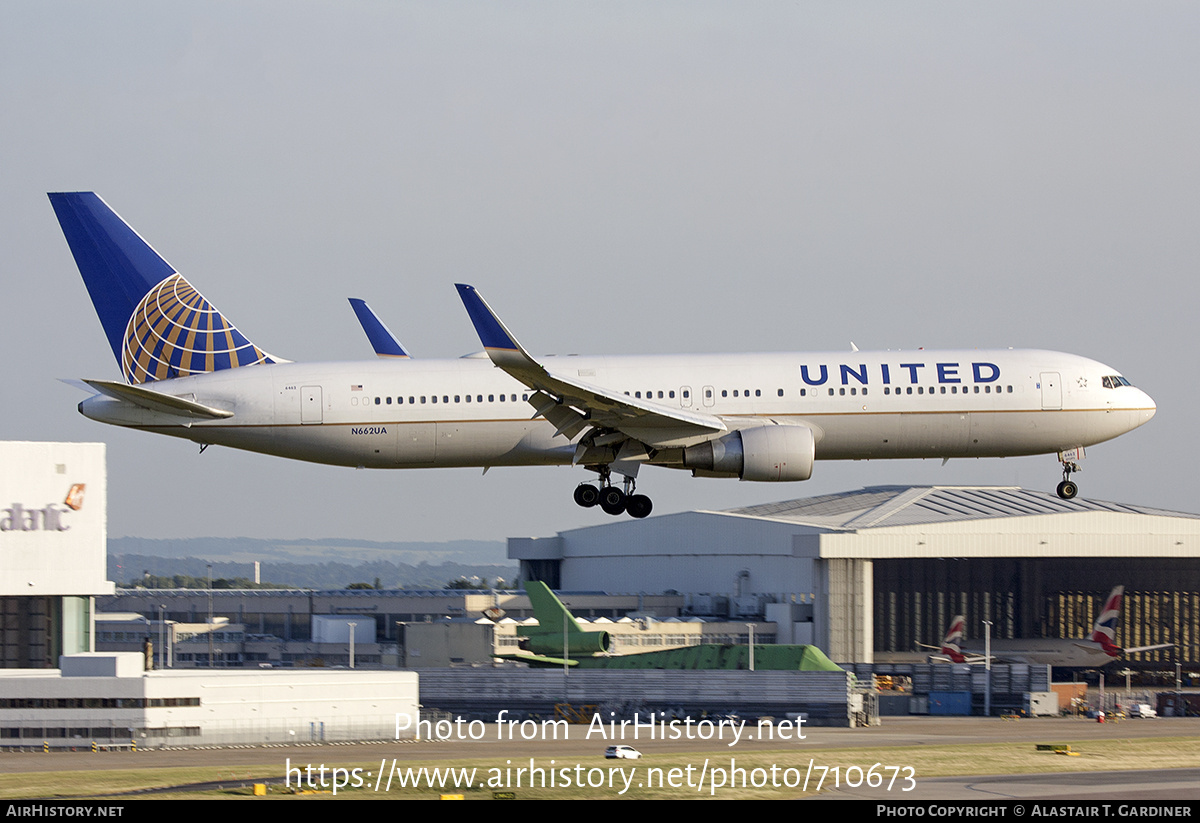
[348, 298, 411, 358]
[455, 284, 529, 357]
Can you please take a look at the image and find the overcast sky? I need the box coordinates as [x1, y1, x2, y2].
[2, 3, 1196, 547]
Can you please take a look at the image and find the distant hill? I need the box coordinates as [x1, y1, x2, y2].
[108, 536, 515, 590]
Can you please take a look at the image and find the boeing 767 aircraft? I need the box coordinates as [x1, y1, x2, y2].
[49, 192, 1156, 517]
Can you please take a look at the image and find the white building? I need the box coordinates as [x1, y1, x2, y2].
[1, 441, 420, 748]
[0, 653, 418, 747]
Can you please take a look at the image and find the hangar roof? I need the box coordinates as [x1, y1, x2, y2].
[723, 486, 1200, 531]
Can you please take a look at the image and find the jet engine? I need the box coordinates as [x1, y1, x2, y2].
[683, 424, 815, 482]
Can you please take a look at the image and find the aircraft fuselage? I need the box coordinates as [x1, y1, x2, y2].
[79, 348, 1156, 472]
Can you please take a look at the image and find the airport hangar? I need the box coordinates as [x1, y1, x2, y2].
[509, 485, 1200, 668]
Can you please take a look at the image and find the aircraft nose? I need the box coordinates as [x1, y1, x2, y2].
[1137, 389, 1156, 425]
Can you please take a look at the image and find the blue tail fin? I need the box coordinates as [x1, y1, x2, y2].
[49, 193, 278, 384]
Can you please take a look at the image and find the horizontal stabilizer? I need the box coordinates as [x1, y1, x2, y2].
[1122, 643, 1175, 654]
[83, 379, 233, 420]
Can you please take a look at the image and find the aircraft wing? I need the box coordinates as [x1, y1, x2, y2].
[927, 652, 991, 665]
[81, 379, 233, 420]
[493, 652, 578, 668]
[455, 284, 727, 446]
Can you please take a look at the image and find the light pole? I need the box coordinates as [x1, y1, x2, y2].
[746, 623, 755, 671]
[982, 620, 993, 717]
[157, 604, 165, 670]
[347, 622, 357, 669]
[207, 564, 214, 668]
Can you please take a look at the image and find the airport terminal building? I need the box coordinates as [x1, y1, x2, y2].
[509, 485, 1200, 667]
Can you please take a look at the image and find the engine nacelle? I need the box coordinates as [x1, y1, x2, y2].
[683, 424, 815, 482]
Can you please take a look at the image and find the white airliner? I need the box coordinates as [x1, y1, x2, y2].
[926, 587, 1173, 668]
[49, 192, 1156, 518]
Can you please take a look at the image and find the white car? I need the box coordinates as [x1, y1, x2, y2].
[605, 745, 642, 760]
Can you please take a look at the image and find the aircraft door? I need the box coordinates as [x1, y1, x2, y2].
[301, 386, 323, 424]
[702, 385, 715, 408]
[680, 386, 693, 408]
[1040, 373, 1062, 410]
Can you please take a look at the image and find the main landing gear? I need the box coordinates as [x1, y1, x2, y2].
[1056, 461, 1080, 500]
[573, 468, 653, 519]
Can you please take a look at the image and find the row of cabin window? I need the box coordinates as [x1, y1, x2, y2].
[372, 383, 1014, 407]
[800, 385, 1015, 397]
[373, 393, 529, 405]
[624, 389, 779, 400]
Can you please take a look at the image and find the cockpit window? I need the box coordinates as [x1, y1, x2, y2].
[1102, 375, 1133, 389]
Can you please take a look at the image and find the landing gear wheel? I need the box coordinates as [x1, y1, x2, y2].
[626, 494, 653, 519]
[1056, 480, 1078, 500]
[573, 484, 600, 508]
[599, 486, 626, 516]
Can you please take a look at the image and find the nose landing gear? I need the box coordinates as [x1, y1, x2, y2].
[1056, 459, 1081, 500]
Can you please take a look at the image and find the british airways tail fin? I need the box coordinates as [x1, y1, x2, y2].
[1090, 586, 1124, 654]
[49, 192, 280, 385]
[940, 615, 968, 663]
[348, 298, 411, 358]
